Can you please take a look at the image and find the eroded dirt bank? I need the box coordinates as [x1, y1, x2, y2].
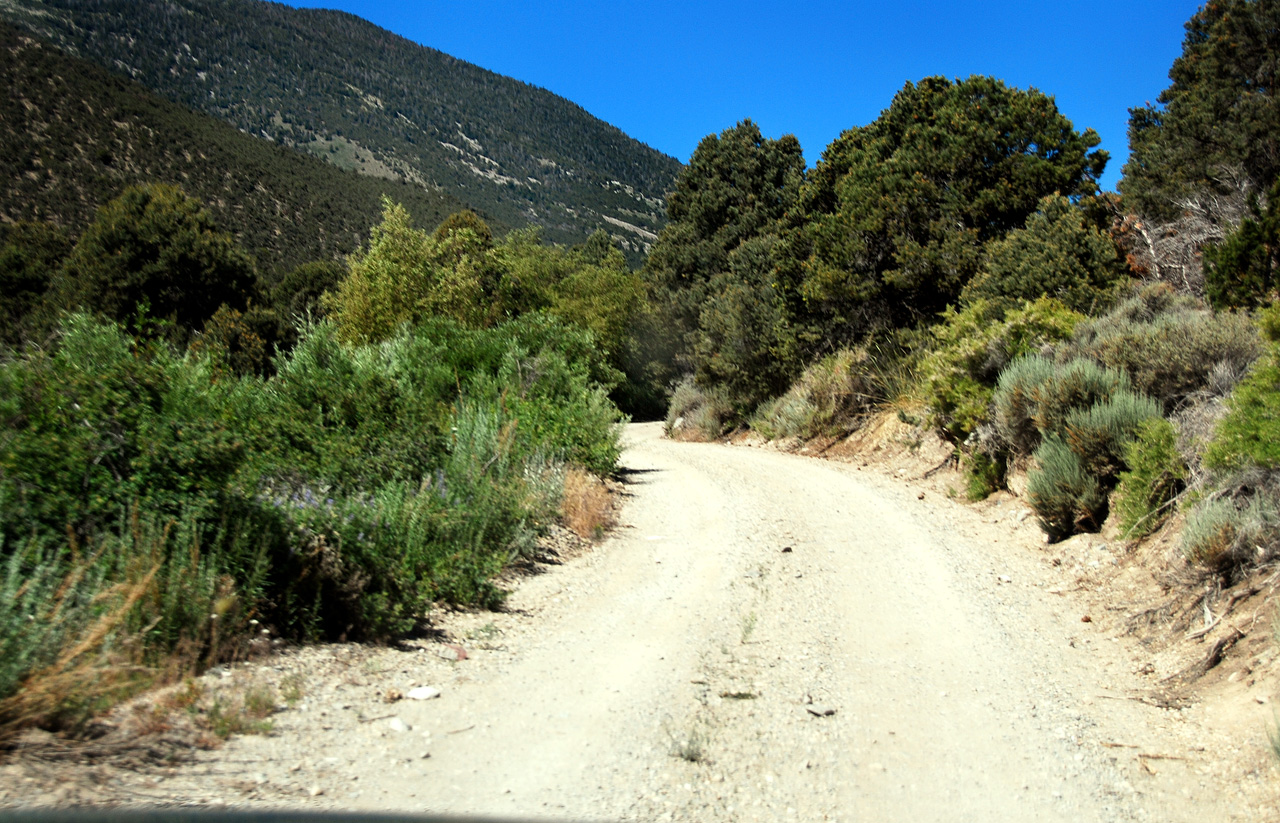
[2, 421, 1276, 820]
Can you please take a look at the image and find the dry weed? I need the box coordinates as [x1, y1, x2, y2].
[561, 467, 615, 539]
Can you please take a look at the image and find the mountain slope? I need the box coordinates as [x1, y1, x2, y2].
[0, 21, 474, 276]
[0, 0, 681, 258]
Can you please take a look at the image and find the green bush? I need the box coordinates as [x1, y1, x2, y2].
[991, 354, 1059, 455]
[665, 377, 733, 441]
[1202, 180, 1280, 311]
[962, 193, 1127, 315]
[751, 394, 818, 440]
[921, 298, 1082, 441]
[1204, 347, 1280, 473]
[962, 451, 1006, 501]
[1113, 418, 1188, 538]
[0, 309, 626, 741]
[1027, 437, 1108, 542]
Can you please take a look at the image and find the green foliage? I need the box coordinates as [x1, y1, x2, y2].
[994, 356, 1131, 457]
[54, 183, 256, 338]
[0, 221, 71, 347]
[963, 194, 1128, 315]
[1203, 180, 1280, 309]
[0, 315, 247, 542]
[690, 236, 799, 415]
[271, 260, 345, 321]
[1063, 283, 1262, 411]
[665, 378, 733, 442]
[645, 120, 805, 408]
[1182, 489, 1280, 570]
[0, 3, 679, 260]
[991, 354, 1061, 456]
[962, 452, 1006, 501]
[785, 75, 1107, 344]
[326, 198, 463, 343]
[996, 354, 1159, 541]
[495, 228, 645, 365]
[1062, 390, 1162, 479]
[1205, 346, 1280, 472]
[1122, 0, 1280, 219]
[1114, 418, 1188, 538]
[921, 298, 1083, 441]
[751, 348, 881, 439]
[0, 307, 624, 711]
[1027, 437, 1108, 542]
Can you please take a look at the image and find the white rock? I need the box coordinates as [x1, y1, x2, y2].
[407, 686, 441, 700]
[388, 717, 411, 733]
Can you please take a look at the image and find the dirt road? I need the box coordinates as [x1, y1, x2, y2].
[5, 421, 1273, 819]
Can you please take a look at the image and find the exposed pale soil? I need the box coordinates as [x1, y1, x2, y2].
[2, 420, 1278, 820]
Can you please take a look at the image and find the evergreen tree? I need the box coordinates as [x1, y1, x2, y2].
[783, 76, 1107, 345]
[644, 119, 805, 390]
[1122, 0, 1280, 218]
[0, 221, 71, 347]
[963, 194, 1128, 315]
[1202, 179, 1280, 307]
[54, 183, 256, 337]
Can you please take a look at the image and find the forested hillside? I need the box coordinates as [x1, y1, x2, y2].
[0, 0, 681, 260]
[0, 22, 469, 277]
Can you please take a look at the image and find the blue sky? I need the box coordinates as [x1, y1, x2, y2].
[283, 1, 1204, 192]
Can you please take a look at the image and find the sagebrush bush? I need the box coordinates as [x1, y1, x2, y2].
[992, 354, 1059, 455]
[920, 298, 1082, 442]
[665, 377, 732, 441]
[1113, 418, 1188, 538]
[750, 348, 879, 439]
[1182, 487, 1280, 571]
[993, 355, 1129, 457]
[1063, 390, 1162, 478]
[1063, 283, 1261, 411]
[1027, 437, 1108, 542]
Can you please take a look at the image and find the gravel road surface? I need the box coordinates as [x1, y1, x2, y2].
[4, 421, 1269, 820]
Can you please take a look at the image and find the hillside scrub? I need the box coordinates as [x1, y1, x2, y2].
[0, 312, 623, 740]
[1060, 283, 1261, 413]
[920, 298, 1083, 443]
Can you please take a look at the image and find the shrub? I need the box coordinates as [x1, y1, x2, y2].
[921, 298, 1082, 441]
[0, 309, 626, 740]
[1204, 348, 1280, 473]
[1063, 390, 1162, 478]
[993, 355, 1128, 457]
[1027, 437, 1108, 542]
[1202, 179, 1280, 310]
[962, 193, 1128, 315]
[1182, 487, 1280, 571]
[962, 451, 1005, 501]
[665, 377, 732, 441]
[750, 347, 880, 439]
[1113, 418, 1188, 538]
[1063, 283, 1261, 411]
[750, 393, 818, 440]
[992, 354, 1059, 455]
[561, 467, 614, 540]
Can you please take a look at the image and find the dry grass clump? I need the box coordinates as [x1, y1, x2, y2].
[561, 467, 615, 540]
